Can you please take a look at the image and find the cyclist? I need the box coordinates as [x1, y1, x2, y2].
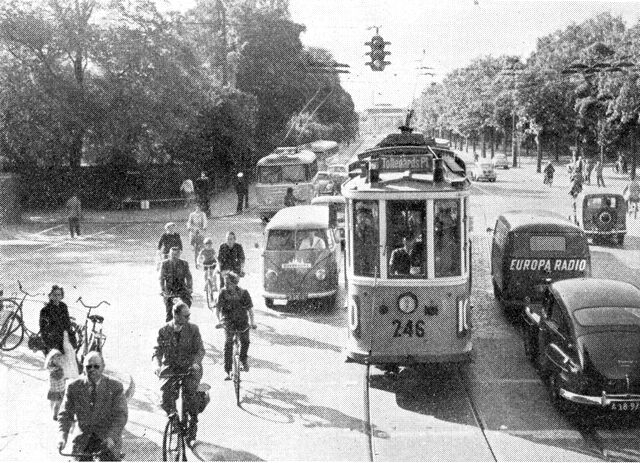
[186, 206, 207, 268]
[157, 222, 183, 262]
[153, 302, 204, 445]
[216, 272, 256, 379]
[543, 161, 555, 187]
[217, 231, 245, 288]
[159, 247, 193, 322]
[623, 175, 640, 219]
[197, 237, 217, 281]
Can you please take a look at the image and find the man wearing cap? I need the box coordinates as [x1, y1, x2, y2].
[216, 272, 256, 378]
[160, 247, 193, 322]
[235, 172, 249, 213]
[153, 302, 204, 445]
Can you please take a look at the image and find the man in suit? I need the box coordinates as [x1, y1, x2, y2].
[57, 351, 128, 461]
[159, 246, 193, 322]
[153, 302, 205, 445]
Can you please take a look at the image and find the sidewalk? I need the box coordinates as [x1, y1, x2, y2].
[20, 186, 258, 225]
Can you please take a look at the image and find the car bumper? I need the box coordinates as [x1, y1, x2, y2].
[263, 289, 337, 300]
[585, 229, 626, 236]
[475, 175, 496, 181]
[560, 389, 640, 407]
[345, 347, 476, 366]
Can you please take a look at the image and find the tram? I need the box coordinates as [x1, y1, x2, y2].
[343, 125, 473, 369]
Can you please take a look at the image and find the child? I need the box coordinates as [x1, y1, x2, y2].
[45, 349, 66, 420]
[198, 237, 217, 284]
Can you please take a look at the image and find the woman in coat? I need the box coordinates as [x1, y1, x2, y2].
[39, 285, 79, 379]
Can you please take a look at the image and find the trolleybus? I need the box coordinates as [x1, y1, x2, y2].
[343, 128, 473, 370]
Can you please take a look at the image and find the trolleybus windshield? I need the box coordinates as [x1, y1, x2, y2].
[258, 164, 312, 184]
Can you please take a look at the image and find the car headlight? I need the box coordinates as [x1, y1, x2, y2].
[398, 293, 417, 314]
[265, 269, 278, 283]
[315, 269, 327, 280]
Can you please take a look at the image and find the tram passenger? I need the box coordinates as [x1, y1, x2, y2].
[354, 206, 378, 276]
[389, 237, 412, 276]
[434, 206, 460, 276]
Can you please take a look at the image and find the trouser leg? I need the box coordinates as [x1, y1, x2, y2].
[164, 298, 173, 322]
[183, 367, 203, 418]
[224, 330, 234, 372]
[244, 192, 249, 209]
[68, 218, 75, 238]
[239, 329, 250, 363]
[236, 194, 243, 213]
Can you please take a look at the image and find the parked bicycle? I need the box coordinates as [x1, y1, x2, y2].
[0, 282, 44, 351]
[76, 297, 110, 359]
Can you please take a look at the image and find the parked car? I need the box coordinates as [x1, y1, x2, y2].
[469, 160, 496, 182]
[523, 278, 640, 411]
[493, 154, 510, 169]
[573, 189, 627, 245]
[490, 210, 591, 315]
[312, 171, 336, 196]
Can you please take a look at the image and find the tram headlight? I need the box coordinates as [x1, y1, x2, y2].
[397, 292, 417, 314]
[315, 268, 327, 280]
[265, 269, 278, 283]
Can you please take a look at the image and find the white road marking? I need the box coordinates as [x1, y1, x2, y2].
[32, 224, 64, 235]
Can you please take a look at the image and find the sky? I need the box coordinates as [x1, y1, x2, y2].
[167, 0, 640, 111]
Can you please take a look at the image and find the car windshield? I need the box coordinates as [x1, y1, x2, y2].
[316, 173, 330, 181]
[574, 307, 640, 327]
[266, 229, 295, 250]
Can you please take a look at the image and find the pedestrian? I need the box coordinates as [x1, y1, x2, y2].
[194, 172, 211, 218]
[39, 286, 79, 380]
[623, 175, 640, 220]
[584, 158, 593, 185]
[543, 161, 555, 187]
[57, 352, 128, 461]
[45, 349, 66, 421]
[159, 247, 193, 322]
[180, 178, 195, 209]
[66, 193, 82, 239]
[284, 187, 303, 207]
[595, 160, 605, 187]
[153, 302, 205, 445]
[235, 172, 249, 213]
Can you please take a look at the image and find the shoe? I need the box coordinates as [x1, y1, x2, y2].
[187, 421, 197, 445]
[241, 361, 249, 372]
[224, 372, 231, 381]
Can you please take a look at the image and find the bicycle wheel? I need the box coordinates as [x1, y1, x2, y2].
[233, 342, 241, 406]
[0, 313, 25, 351]
[205, 280, 215, 311]
[163, 416, 186, 461]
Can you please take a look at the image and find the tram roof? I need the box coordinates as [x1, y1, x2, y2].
[499, 209, 583, 232]
[257, 149, 316, 166]
[266, 205, 329, 230]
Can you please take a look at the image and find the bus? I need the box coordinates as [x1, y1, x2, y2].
[255, 147, 318, 221]
[343, 128, 473, 373]
[301, 140, 339, 169]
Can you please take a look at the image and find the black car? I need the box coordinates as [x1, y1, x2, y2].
[523, 278, 640, 411]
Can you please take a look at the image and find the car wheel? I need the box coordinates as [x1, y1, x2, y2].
[264, 298, 274, 309]
[549, 372, 569, 412]
[523, 328, 538, 364]
[492, 280, 502, 300]
[617, 233, 625, 246]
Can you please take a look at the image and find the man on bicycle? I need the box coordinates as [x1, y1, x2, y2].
[160, 247, 193, 322]
[187, 206, 207, 268]
[216, 272, 256, 379]
[217, 231, 245, 288]
[153, 302, 204, 445]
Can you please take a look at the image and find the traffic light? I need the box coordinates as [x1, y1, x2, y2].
[365, 34, 390, 71]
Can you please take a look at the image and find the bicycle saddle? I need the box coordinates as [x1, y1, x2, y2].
[88, 314, 104, 324]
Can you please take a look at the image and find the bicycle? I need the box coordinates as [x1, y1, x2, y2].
[216, 323, 252, 406]
[161, 372, 193, 461]
[0, 282, 44, 351]
[190, 230, 204, 269]
[203, 265, 220, 311]
[75, 297, 110, 359]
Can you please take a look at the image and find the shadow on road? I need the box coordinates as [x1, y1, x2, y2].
[121, 428, 163, 461]
[190, 441, 264, 461]
[0, 347, 47, 381]
[254, 322, 342, 353]
[203, 341, 292, 375]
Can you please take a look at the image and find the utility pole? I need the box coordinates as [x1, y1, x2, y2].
[216, 0, 228, 86]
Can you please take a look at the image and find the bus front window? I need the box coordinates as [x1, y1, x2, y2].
[387, 201, 426, 278]
[434, 199, 461, 277]
[282, 165, 307, 183]
[259, 166, 281, 184]
[353, 200, 379, 277]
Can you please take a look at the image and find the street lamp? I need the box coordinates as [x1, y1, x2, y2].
[497, 66, 523, 168]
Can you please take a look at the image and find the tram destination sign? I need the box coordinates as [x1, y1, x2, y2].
[375, 153, 433, 173]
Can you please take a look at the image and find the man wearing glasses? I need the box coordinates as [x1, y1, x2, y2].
[153, 302, 205, 445]
[57, 351, 128, 460]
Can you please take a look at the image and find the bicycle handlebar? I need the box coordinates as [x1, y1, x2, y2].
[76, 297, 111, 309]
[17, 281, 41, 298]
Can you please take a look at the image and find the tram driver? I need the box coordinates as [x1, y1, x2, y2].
[389, 237, 411, 275]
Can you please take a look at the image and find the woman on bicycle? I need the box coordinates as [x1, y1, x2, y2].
[187, 206, 207, 268]
[216, 272, 256, 379]
[39, 285, 79, 380]
[197, 238, 217, 281]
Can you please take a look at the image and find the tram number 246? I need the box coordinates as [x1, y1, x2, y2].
[392, 319, 425, 338]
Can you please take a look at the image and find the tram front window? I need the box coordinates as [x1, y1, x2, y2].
[387, 201, 426, 278]
[434, 199, 461, 277]
[353, 200, 379, 277]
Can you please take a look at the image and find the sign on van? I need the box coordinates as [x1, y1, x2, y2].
[509, 259, 588, 272]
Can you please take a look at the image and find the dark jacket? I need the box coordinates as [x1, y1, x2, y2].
[218, 243, 245, 273]
[160, 258, 193, 293]
[235, 177, 248, 195]
[58, 376, 128, 454]
[153, 322, 205, 369]
[158, 232, 183, 254]
[39, 301, 77, 355]
[218, 287, 253, 330]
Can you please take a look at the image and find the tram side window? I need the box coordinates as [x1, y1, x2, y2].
[387, 201, 426, 278]
[353, 200, 379, 277]
[434, 199, 461, 277]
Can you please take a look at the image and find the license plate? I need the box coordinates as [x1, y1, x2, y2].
[610, 402, 640, 411]
[289, 293, 308, 301]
